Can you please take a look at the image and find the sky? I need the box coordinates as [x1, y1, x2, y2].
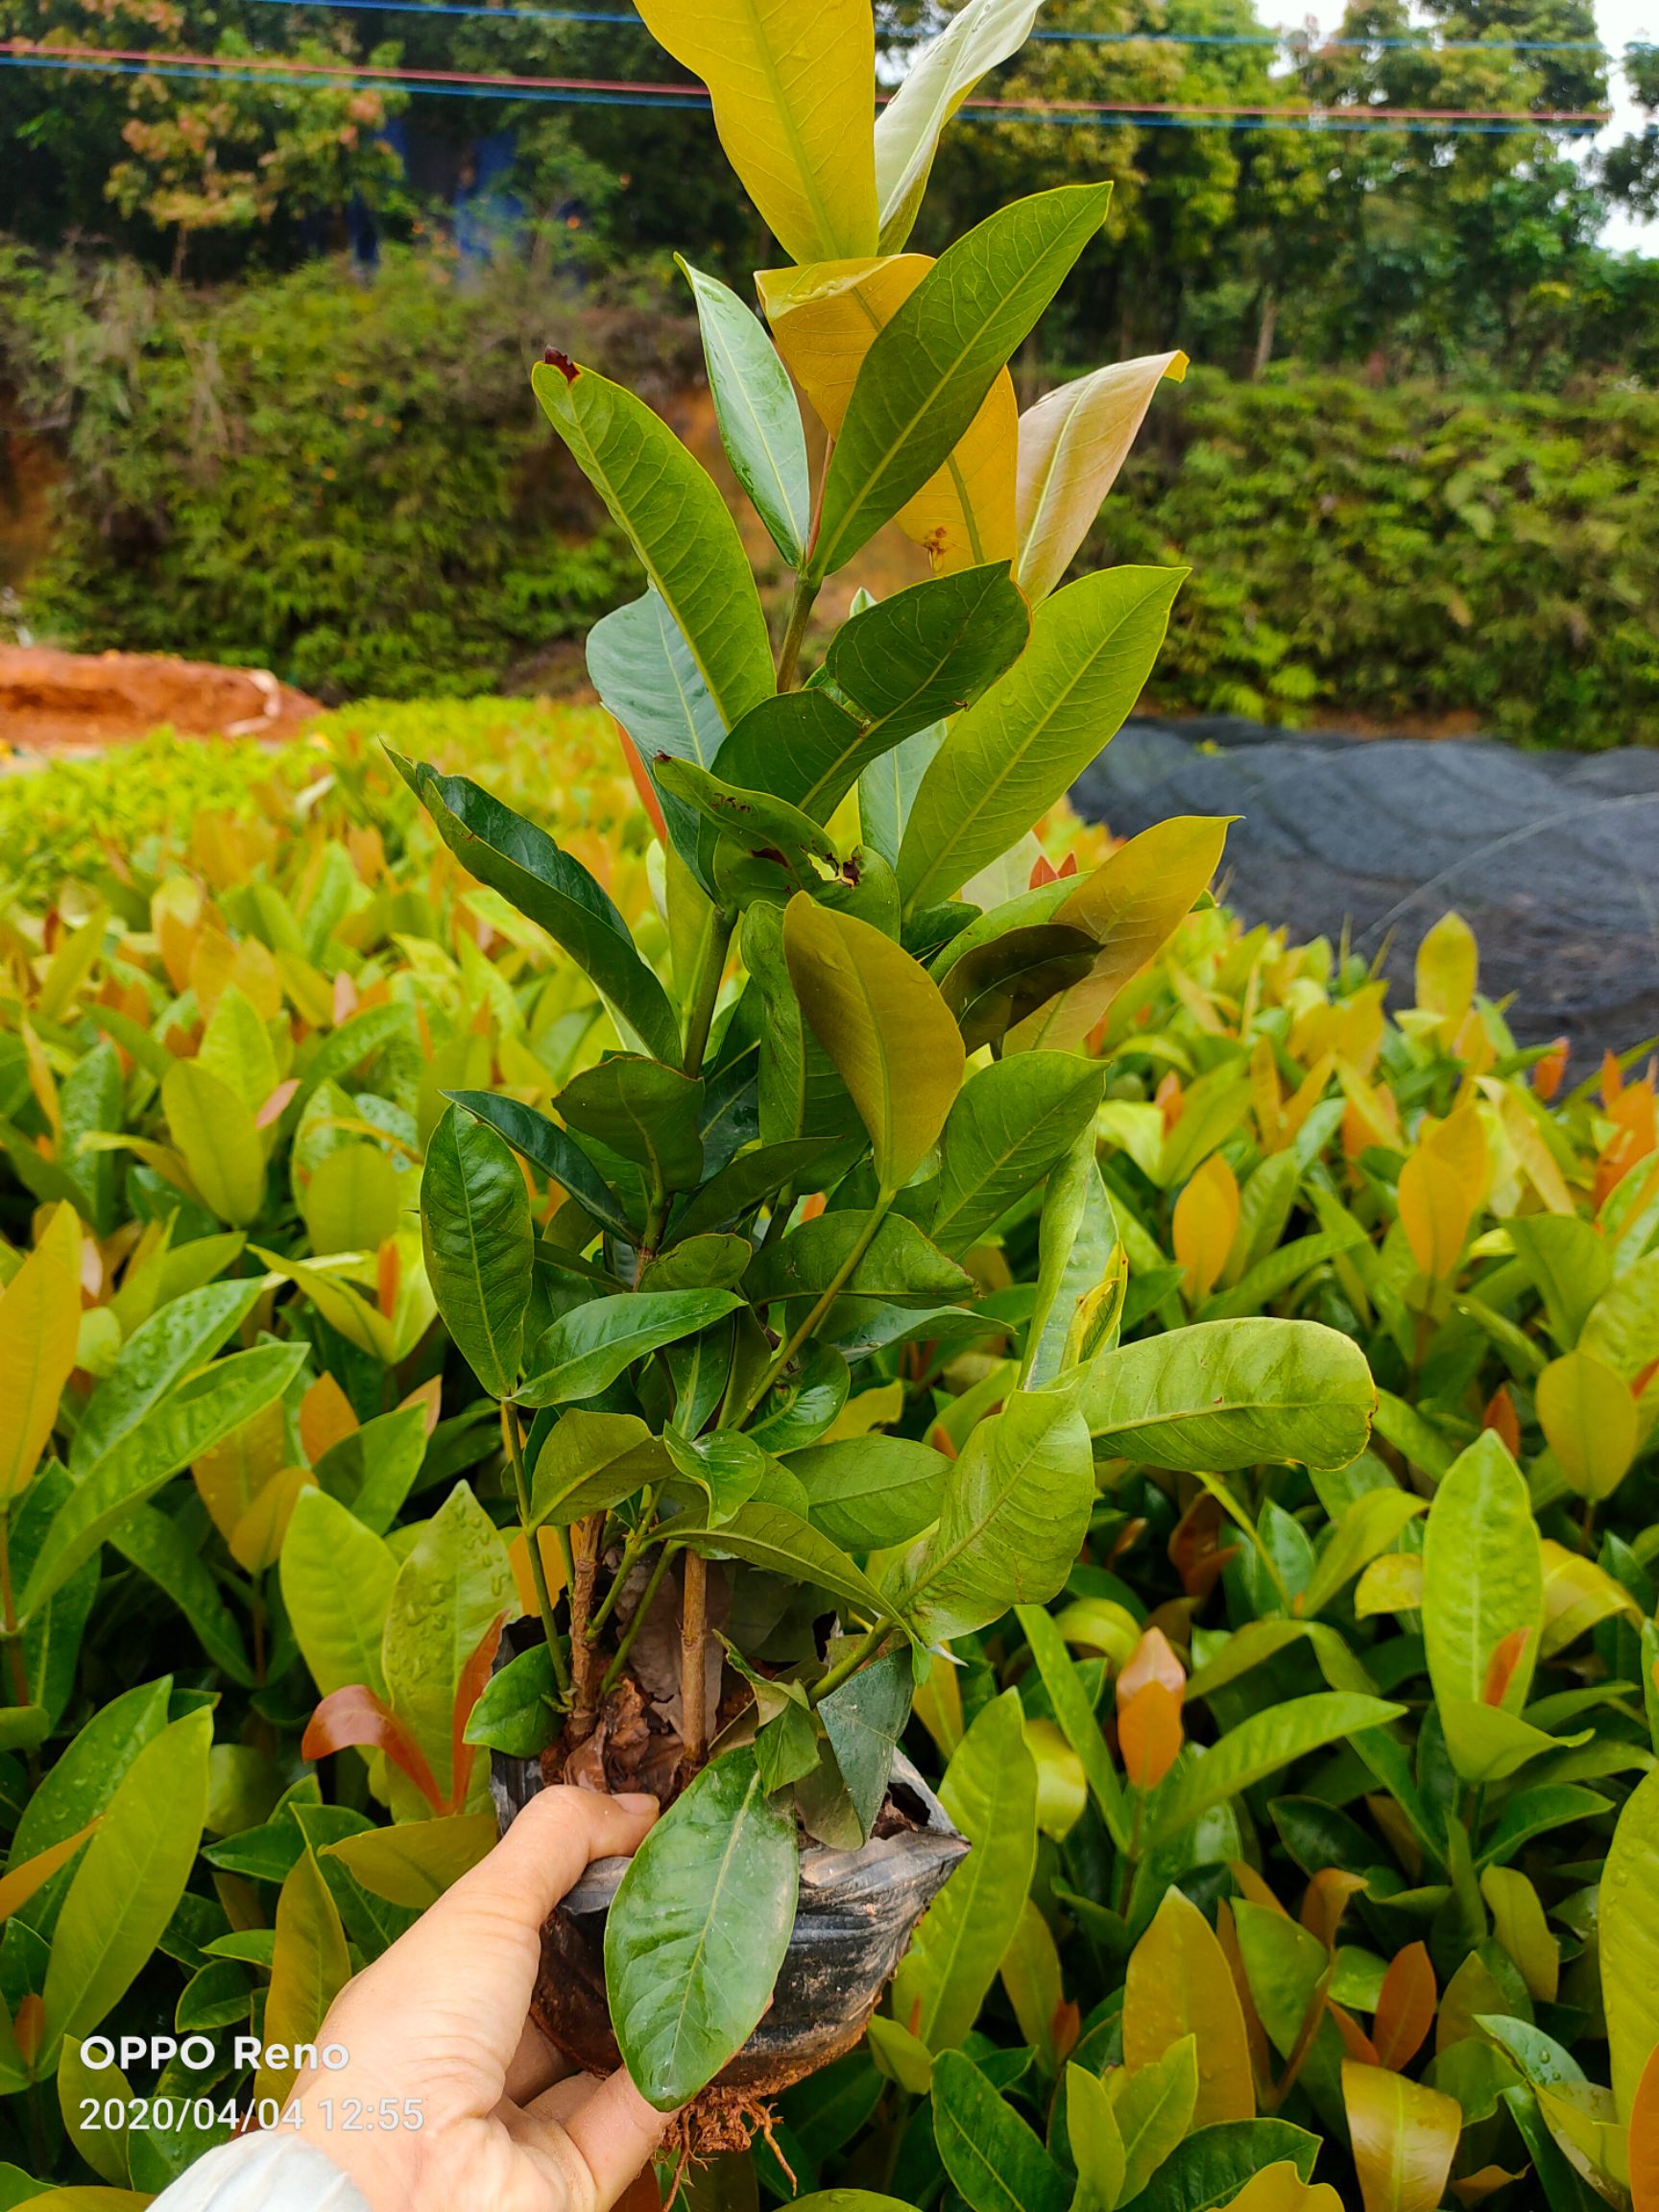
[1597, 0, 1655, 252]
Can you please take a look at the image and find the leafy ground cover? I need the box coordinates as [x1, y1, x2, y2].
[0, 693, 1657, 2207]
[5, 249, 1657, 747]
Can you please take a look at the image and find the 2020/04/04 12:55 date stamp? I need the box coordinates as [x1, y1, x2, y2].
[75, 2033, 426, 2134]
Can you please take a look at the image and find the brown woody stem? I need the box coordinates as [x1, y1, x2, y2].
[680, 1549, 710, 1767]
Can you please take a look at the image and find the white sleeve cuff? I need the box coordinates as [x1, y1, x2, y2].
[147, 2133, 373, 2211]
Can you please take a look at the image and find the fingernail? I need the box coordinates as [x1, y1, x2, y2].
[616, 1791, 659, 1812]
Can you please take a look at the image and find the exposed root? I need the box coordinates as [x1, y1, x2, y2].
[660, 2089, 795, 2202]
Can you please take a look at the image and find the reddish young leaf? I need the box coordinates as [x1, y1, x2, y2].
[376, 1237, 401, 1320]
[448, 1612, 509, 1816]
[615, 724, 669, 849]
[1374, 1943, 1437, 2071]
[1481, 1627, 1531, 1710]
[1168, 1491, 1239, 1602]
[1118, 1680, 1183, 1790]
[303, 1686, 445, 1814]
[1480, 1385, 1520, 1457]
[1629, 2041, 1659, 2212]
[1029, 854, 1059, 889]
[1301, 1868, 1368, 1951]
[1330, 2002, 1382, 2067]
[1531, 1038, 1569, 1103]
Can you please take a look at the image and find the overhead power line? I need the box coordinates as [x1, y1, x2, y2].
[2, 39, 1611, 128]
[217, 0, 1628, 57]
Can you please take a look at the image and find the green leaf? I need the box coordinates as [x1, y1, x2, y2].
[528, 1411, 672, 1527]
[1423, 1431, 1543, 1780]
[675, 1500, 901, 1628]
[747, 1212, 973, 1304]
[530, 356, 773, 732]
[1025, 1125, 1120, 1389]
[8, 1678, 170, 1869]
[1113, 2036, 1199, 2204]
[109, 1505, 253, 1685]
[783, 895, 964, 1192]
[939, 924, 1097, 1056]
[587, 588, 724, 869]
[898, 565, 1185, 910]
[718, 565, 1031, 825]
[1016, 1601, 1130, 1852]
[931, 1054, 1104, 1258]
[1069, 2061, 1128, 2212]
[279, 1487, 398, 1700]
[933, 2049, 1070, 2212]
[1505, 1214, 1611, 1352]
[399, 764, 680, 1063]
[313, 1401, 430, 1536]
[1083, 1318, 1376, 1473]
[1143, 1693, 1405, 1846]
[606, 1744, 799, 2110]
[380, 1483, 515, 1807]
[555, 1055, 707, 1194]
[1231, 1899, 1327, 2059]
[655, 754, 842, 887]
[1301, 1486, 1426, 1621]
[898, 1384, 1095, 1641]
[69, 1280, 265, 1486]
[448, 1091, 635, 1244]
[859, 721, 949, 871]
[160, 1061, 266, 1227]
[421, 1104, 533, 1399]
[786, 1436, 950, 1550]
[462, 1640, 560, 1759]
[811, 183, 1113, 580]
[1599, 1765, 1659, 2117]
[257, 1846, 351, 2105]
[680, 259, 811, 567]
[21, 1344, 306, 1619]
[891, 1689, 1036, 2052]
[818, 1649, 913, 1844]
[518, 1291, 743, 1408]
[1118, 2121, 1320, 2212]
[874, 0, 1044, 249]
[672, 1138, 830, 1243]
[663, 1428, 770, 1527]
[40, 1709, 212, 2064]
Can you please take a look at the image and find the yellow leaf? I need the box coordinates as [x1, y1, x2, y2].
[1540, 1539, 1640, 1655]
[1537, 2080, 1629, 2198]
[1123, 1887, 1255, 2128]
[1537, 1348, 1639, 1502]
[783, 893, 964, 1192]
[300, 1372, 359, 1466]
[508, 1527, 567, 1619]
[229, 1465, 315, 1575]
[0, 1818, 101, 1922]
[1479, 1865, 1559, 2003]
[1016, 351, 1188, 602]
[322, 1812, 497, 1909]
[1415, 910, 1479, 1034]
[1000, 1894, 1067, 2068]
[1355, 1552, 1425, 1619]
[1219, 2166, 1345, 2212]
[1006, 814, 1232, 1053]
[194, 1399, 288, 1546]
[760, 254, 1017, 572]
[1342, 2061, 1462, 2212]
[1022, 1718, 1086, 1839]
[0, 1204, 83, 1503]
[635, 0, 877, 266]
[255, 1847, 350, 2106]
[161, 1059, 267, 1227]
[1173, 1151, 1239, 1306]
[1397, 1103, 1488, 1281]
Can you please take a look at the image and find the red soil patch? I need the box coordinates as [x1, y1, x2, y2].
[0, 645, 320, 754]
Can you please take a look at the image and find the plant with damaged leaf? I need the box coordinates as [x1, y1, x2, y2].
[331, 0, 1381, 2130]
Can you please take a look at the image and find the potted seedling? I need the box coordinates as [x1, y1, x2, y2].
[399, 0, 1377, 2140]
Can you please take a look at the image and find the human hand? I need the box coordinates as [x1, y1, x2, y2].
[291, 1787, 665, 2212]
